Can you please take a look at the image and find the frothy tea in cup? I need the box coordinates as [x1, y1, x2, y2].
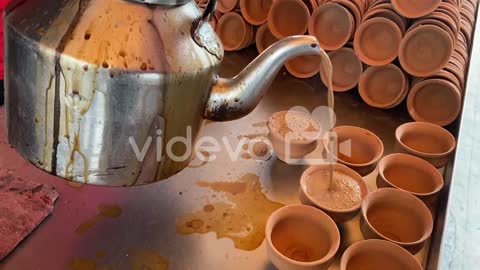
[306, 169, 362, 210]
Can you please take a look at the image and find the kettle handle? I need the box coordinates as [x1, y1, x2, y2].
[192, 0, 222, 59]
[200, 0, 217, 23]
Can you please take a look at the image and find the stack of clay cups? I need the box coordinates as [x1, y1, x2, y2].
[359, 63, 409, 109]
[217, 0, 240, 13]
[308, 1, 365, 89]
[461, 0, 478, 45]
[354, 1, 405, 66]
[210, 0, 274, 51]
[268, 0, 316, 39]
[267, 0, 321, 78]
[216, 11, 256, 51]
[406, 0, 478, 127]
[309, 0, 365, 51]
[240, 0, 274, 25]
[287, 0, 366, 82]
[350, 1, 407, 99]
[391, 0, 442, 19]
[241, 0, 276, 52]
[320, 44, 364, 92]
[256, 23, 279, 53]
[399, 2, 459, 77]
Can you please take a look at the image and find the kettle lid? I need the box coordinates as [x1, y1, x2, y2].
[126, 0, 192, 5]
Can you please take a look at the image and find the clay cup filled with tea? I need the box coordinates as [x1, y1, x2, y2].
[268, 110, 321, 162]
[360, 188, 433, 254]
[266, 205, 340, 270]
[299, 163, 369, 223]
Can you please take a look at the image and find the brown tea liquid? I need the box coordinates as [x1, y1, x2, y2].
[75, 204, 122, 234]
[319, 49, 335, 190]
[130, 249, 169, 270]
[176, 174, 284, 251]
[306, 169, 362, 210]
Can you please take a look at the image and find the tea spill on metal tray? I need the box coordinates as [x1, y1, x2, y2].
[237, 133, 268, 140]
[188, 150, 212, 168]
[69, 258, 97, 270]
[176, 173, 284, 251]
[241, 140, 271, 160]
[75, 204, 123, 234]
[69, 249, 169, 270]
[252, 121, 267, 128]
[130, 249, 169, 270]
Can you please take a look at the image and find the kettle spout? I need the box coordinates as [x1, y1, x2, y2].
[205, 35, 322, 121]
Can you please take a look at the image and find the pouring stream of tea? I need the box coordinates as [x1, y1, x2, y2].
[318, 49, 335, 191]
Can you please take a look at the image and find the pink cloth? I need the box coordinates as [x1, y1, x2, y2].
[0, 0, 10, 79]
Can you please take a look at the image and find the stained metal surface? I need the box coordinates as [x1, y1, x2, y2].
[5, 0, 326, 186]
[0, 48, 455, 269]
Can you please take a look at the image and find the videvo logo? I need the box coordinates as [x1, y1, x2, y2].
[276, 106, 352, 165]
[128, 106, 353, 165]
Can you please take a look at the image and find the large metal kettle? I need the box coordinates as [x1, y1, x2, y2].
[4, 0, 323, 186]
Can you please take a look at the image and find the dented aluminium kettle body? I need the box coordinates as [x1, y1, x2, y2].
[5, 0, 322, 186]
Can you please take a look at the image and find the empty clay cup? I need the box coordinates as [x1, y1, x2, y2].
[266, 205, 340, 270]
[392, 0, 442, 18]
[285, 55, 323, 79]
[399, 25, 453, 77]
[340, 239, 423, 270]
[299, 163, 369, 223]
[358, 64, 407, 109]
[217, 0, 240, 13]
[321, 47, 363, 92]
[377, 153, 444, 205]
[216, 12, 254, 51]
[360, 188, 434, 254]
[256, 23, 279, 53]
[268, 110, 321, 162]
[407, 78, 461, 127]
[240, 0, 273, 25]
[308, 3, 354, 51]
[324, 126, 384, 176]
[395, 122, 457, 168]
[268, 0, 310, 38]
[354, 17, 402, 66]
